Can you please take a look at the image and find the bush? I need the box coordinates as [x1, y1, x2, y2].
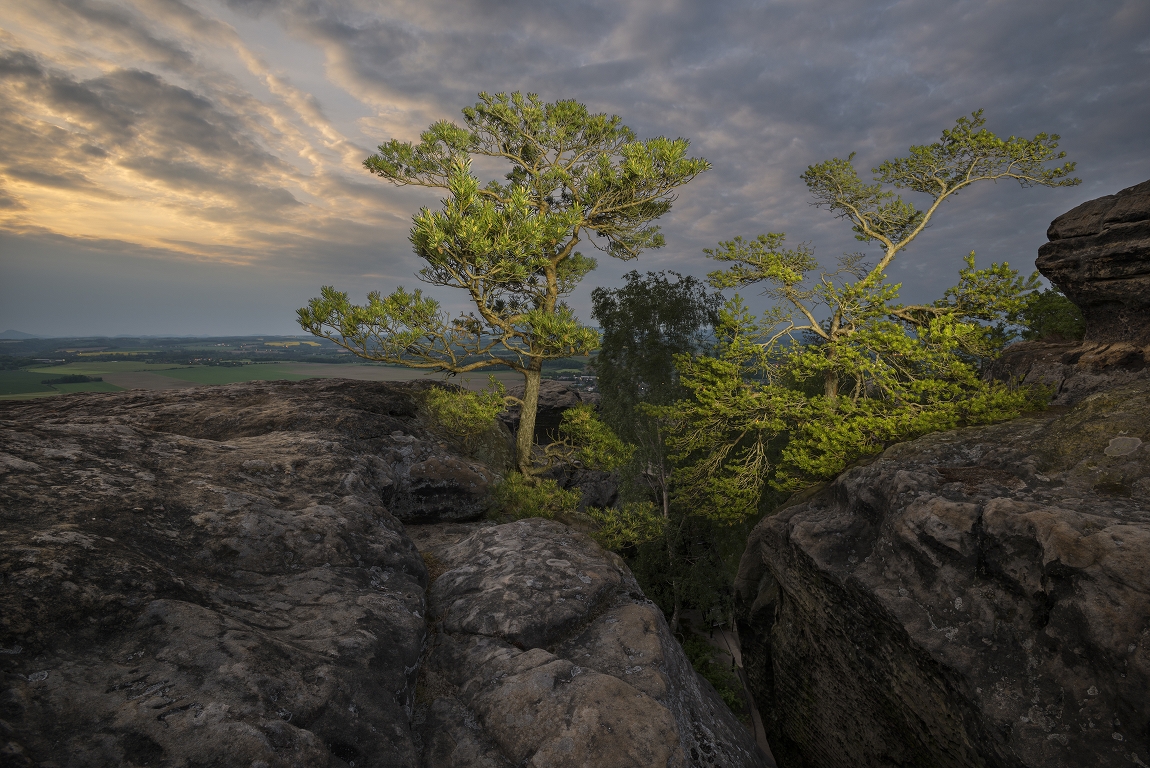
[680, 631, 746, 715]
[587, 501, 666, 550]
[489, 472, 580, 520]
[1018, 288, 1085, 341]
[422, 379, 506, 447]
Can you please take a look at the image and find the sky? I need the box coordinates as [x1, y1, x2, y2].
[1, 0, 1148, 337]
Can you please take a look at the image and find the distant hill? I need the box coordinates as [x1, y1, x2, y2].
[0, 330, 38, 339]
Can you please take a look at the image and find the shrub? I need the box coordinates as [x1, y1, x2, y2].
[1018, 288, 1085, 341]
[489, 472, 580, 520]
[422, 379, 506, 447]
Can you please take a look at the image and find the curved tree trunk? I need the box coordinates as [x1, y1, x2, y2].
[515, 363, 543, 475]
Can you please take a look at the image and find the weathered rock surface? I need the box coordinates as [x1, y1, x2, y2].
[986, 339, 1148, 406]
[1037, 178, 1150, 345]
[2, 379, 764, 767]
[0, 379, 446, 766]
[411, 519, 772, 768]
[736, 380, 1150, 767]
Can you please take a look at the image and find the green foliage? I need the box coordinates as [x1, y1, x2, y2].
[587, 501, 666, 550]
[800, 110, 1077, 269]
[490, 472, 580, 520]
[422, 379, 506, 446]
[660, 112, 1076, 521]
[301, 92, 709, 473]
[1018, 288, 1086, 341]
[554, 404, 634, 470]
[680, 632, 746, 715]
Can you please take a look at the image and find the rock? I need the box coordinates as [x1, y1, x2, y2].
[1, 380, 774, 766]
[1036, 178, 1150, 345]
[735, 381, 1150, 767]
[985, 339, 1148, 406]
[0, 379, 442, 766]
[410, 519, 772, 768]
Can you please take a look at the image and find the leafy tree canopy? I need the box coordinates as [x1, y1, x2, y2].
[298, 92, 709, 474]
[656, 112, 1079, 520]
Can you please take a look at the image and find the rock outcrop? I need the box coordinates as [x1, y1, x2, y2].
[0, 379, 438, 766]
[411, 520, 771, 768]
[1037, 178, 1150, 345]
[987, 179, 1150, 405]
[736, 182, 1150, 767]
[736, 381, 1149, 767]
[986, 339, 1147, 406]
[1, 379, 762, 766]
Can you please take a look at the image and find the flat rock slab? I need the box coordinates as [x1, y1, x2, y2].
[736, 381, 1150, 768]
[0, 379, 499, 766]
[415, 518, 772, 768]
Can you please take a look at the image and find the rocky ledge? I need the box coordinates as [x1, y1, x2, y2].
[1037, 178, 1150, 345]
[736, 380, 1149, 767]
[0, 379, 763, 767]
[411, 520, 769, 767]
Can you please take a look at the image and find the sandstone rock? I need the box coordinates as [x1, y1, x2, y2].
[1036, 178, 1150, 344]
[736, 381, 1150, 767]
[411, 519, 772, 767]
[0, 379, 445, 766]
[2, 380, 776, 766]
[986, 339, 1148, 406]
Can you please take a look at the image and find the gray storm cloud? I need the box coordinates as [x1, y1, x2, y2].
[1, 0, 1147, 335]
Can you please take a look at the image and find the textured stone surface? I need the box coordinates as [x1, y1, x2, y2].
[736, 381, 1150, 768]
[412, 519, 772, 768]
[986, 339, 1148, 406]
[2, 380, 770, 767]
[0, 379, 443, 766]
[1037, 178, 1150, 344]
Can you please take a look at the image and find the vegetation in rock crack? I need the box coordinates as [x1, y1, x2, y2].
[681, 631, 747, 717]
[296, 91, 709, 478]
[1018, 287, 1086, 341]
[656, 110, 1080, 521]
[588, 271, 747, 633]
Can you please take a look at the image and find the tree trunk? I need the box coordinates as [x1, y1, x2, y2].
[515, 363, 543, 475]
[824, 369, 839, 399]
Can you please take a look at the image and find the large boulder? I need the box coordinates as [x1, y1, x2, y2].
[411, 519, 772, 768]
[0, 380, 439, 766]
[987, 180, 1150, 405]
[2, 380, 768, 767]
[735, 380, 1150, 767]
[1036, 178, 1150, 345]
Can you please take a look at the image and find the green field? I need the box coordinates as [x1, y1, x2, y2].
[0, 370, 126, 398]
[52, 381, 125, 393]
[26, 362, 193, 376]
[161, 364, 311, 385]
[0, 370, 55, 395]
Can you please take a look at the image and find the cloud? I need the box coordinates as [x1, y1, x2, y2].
[1, 0, 1148, 336]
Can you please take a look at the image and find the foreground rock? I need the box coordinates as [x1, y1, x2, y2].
[1036, 178, 1150, 345]
[0, 379, 448, 766]
[411, 520, 772, 768]
[2, 379, 764, 767]
[736, 380, 1149, 767]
